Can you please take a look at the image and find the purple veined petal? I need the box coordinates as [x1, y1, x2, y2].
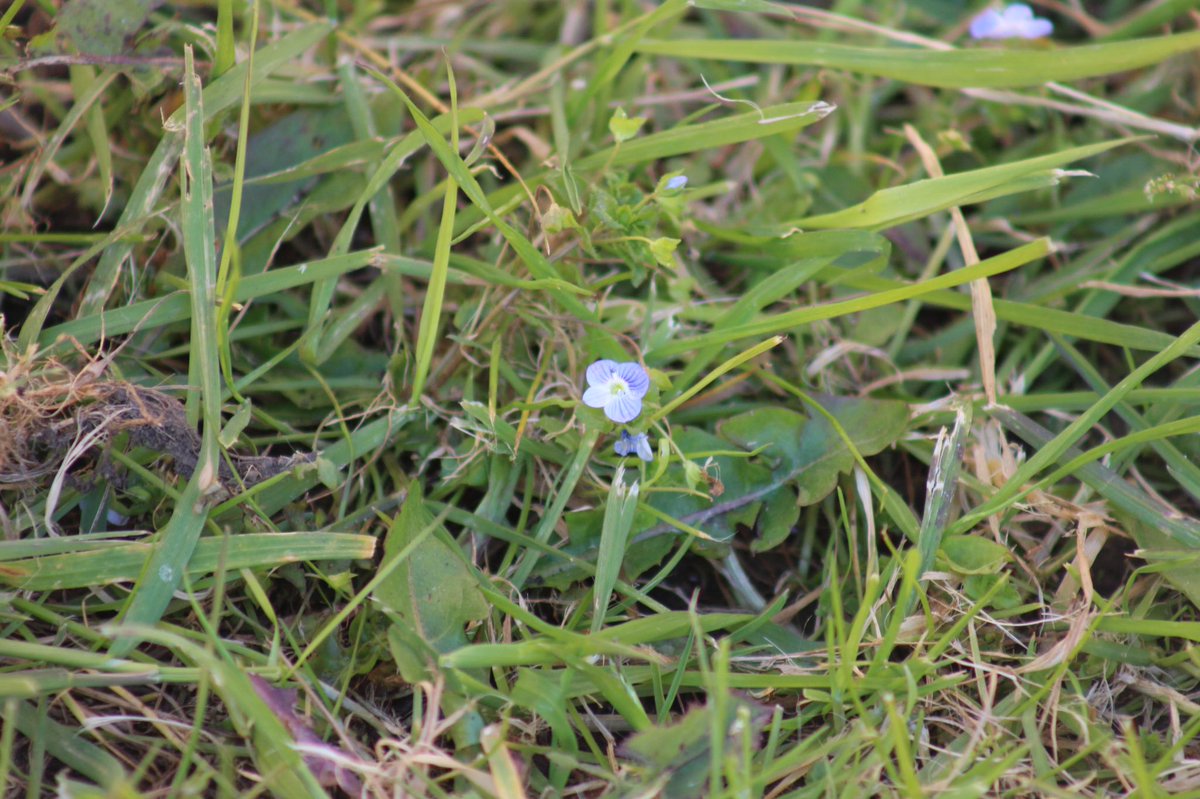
[614, 362, 650, 397]
[582, 385, 611, 409]
[614, 431, 635, 457]
[586, 359, 618, 387]
[605, 393, 642, 424]
[969, 8, 1002, 39]
[634, 433, 654, 462]
[1020, 17, 1053, 37]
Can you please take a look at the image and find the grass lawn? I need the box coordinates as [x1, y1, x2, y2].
[4, 0, 1200, 796]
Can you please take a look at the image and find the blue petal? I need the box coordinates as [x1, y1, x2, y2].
[615, 362, 650, 397]
[634, 434, 654, 462]
[605, 393, 642, 423]
[614, 431, 635, 456]
[586, 359, 618, 388]
[1019, 17, 1053, 38]
[969, 9, 1002, 39]
[582, 385, 611, 409]
[665, 176, 688, 190]
[1004, 3, 1034, 22]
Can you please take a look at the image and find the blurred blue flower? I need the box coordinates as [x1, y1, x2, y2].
[969, 4, 1052, 39]
[583, 360, 650, 423]
[665, 175, 688, 190]
[615, 430, 654, 462]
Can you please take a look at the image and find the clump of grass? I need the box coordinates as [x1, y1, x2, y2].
[4, 0, 1200, 796]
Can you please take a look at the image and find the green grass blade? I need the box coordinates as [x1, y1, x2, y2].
[365, 66, 595, 326]
[512, 428, 602, 589]
[112, 47, 223, 658]
[824, 267, 1195, 357]
[651, 238, 1050, 358]
[994, 409, 1200, 547]
[0, 533, 376, 591]
[591, 469, 640, 634]
[74, 22, 332, 320]
[410, 63, 460, 402]
[636, 32, 1200, 88]
[954, 318, 1200, 537]
[795, 138, 1136, 230]
[41, 250, 381, 346]
[19, 68, 117, 210]
[915, 403, 972, 588]
[575, 100, 835, 170]
[11, 702, 128, 790]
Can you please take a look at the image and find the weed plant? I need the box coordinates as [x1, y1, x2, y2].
[3, 1, 1200, 796]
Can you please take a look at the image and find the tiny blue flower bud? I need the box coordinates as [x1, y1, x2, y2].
[614, 431, 654, 462]
[665, 175, 688, 190]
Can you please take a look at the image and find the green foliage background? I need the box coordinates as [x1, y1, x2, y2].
[3, 0, 1200, 796]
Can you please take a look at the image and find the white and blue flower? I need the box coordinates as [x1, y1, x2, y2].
[614, 430, 654, 462]
[969, 4, 1053, 40]
[582, 359, 650, 424]
[664, 175, 688, 190]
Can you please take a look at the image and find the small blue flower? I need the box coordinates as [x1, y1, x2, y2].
[615, 430, 654, 462]
[665, 175, 688, 190]
[969, 4, 1052, 40]
[582, 359, 650, 423]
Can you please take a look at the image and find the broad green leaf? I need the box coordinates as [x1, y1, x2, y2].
[1127, 520, 1200, 611]
[940, 535, 1012, 575]
[649, 236, 680, 267]
[621, 696, 768, 799]
[963, 574, 1023, 610]
[53, 0, 154, 55]
[754, 486, 800, 554]
[646, 427, 772, 546]
[720, 398, 908, 505]
[373, 486, 488, 654]
[636, 32, 1200, 89]
[644, 396, 907, 551]
[218, 400, 253, 449]
[609, 107, 648, 142]
[212, 108, 356, 246]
